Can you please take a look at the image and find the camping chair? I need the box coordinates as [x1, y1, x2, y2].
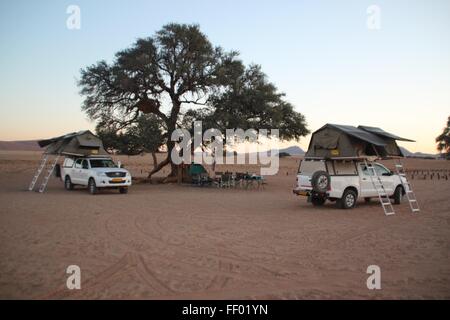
[242, 173, 265, 190]
[254, 175, 266, 190]
[234, 172, 246, 188]
[220, 172, 233, 188]
[242, 172, 254, 189]
[213, 171, 223, 188]
[191, 173, 202, 186]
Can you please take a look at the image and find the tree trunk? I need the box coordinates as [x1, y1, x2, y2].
[165, 104, 181, 177]
[211, 150, 216, 173]
[146, 99, 181, 180]
[147, 155, 170, 179]
[147, 137, 179, 179]
[151, 152, 158, 169]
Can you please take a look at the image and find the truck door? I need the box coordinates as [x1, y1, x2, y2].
[78, 159, 90, 185]
[374, 163, 395, 195]
[358, 163, 377, 197]
[71, 159, 83, 184]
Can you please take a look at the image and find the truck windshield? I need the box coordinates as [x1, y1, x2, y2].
[89, 159, 117, 168]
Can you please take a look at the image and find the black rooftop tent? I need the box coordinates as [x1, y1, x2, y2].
[305, 124, 415, 159]
[38, 130, 109, 157]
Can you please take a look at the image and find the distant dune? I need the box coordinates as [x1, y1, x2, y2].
[399, 146, 438, 159]
[0, 140, 42, 151]
[278, 146, 305, 155]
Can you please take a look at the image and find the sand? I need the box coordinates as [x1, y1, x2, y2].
[0, 150, 449, 299]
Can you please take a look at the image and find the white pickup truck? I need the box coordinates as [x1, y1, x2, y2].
[293, 159, 407, 209]
[60, 157, 132, 194]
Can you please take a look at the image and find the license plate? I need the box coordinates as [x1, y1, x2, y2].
[111, 178, 124, 183]
[298, 191, 309, 196]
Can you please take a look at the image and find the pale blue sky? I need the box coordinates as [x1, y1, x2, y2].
[0, 0, 449, 153]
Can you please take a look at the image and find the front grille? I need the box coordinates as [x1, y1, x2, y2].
[109, 179, 125, 184]
[105, 172, 126, 178]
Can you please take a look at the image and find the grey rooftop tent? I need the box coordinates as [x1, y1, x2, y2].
[38, 130, 109, 157]
[305, 124, 414, 159]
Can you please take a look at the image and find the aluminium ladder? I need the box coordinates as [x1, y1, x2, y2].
[28, 154, 49, 191]
[394, 160, 420, 213]
[364, 159, 396, 216]
[28, 154, 60, 193]
[38, 155, 60, 193]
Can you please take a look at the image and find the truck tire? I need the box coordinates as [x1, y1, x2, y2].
[393, 185, 404, 205]
[64, 176, 74, 190]
[337, 189, 357, 209]
[311, 171, 330, 193]
[119, 187, 128, 194]
[311, 195, 326, 206]
[88, 178, 97, 195]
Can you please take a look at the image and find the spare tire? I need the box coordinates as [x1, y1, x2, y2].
[311, 170, 330, 193]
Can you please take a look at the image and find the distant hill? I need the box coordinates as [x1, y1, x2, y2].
[399, 146, 438, 159]
[278, 146, 305, 156]
[0, 140, 42, 151]
[242, 145, 305, 157]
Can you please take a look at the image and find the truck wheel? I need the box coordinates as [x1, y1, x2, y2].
[311, 195, 326, 206]
[393, 185, 404, 205]
[119, 187, 128, 194]
[311, 171, 330, 193]
[88, 178, 97, 195]
[65, 176, 74, 190]
[337, 189, 357, 209]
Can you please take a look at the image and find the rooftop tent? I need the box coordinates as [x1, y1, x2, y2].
[305, 124, 413, 159]
[358, 125, 415, 157]
[38, 130, 109, 157]
[357, 126, 415, 142]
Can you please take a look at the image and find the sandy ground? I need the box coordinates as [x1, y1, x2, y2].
[0, 150, 449, 299]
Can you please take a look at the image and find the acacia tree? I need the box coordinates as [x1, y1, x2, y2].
[80, 23, 309, 178]
[436, 116, 450, 158]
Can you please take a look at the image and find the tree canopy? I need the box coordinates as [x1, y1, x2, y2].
[96, 114, 165, 155]
[183, 64, 309, 141]
[436, 116, 450, 157]
[79, 23, 309, 178]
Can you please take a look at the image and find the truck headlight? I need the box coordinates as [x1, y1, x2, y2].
[96, 172, 107, 177]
